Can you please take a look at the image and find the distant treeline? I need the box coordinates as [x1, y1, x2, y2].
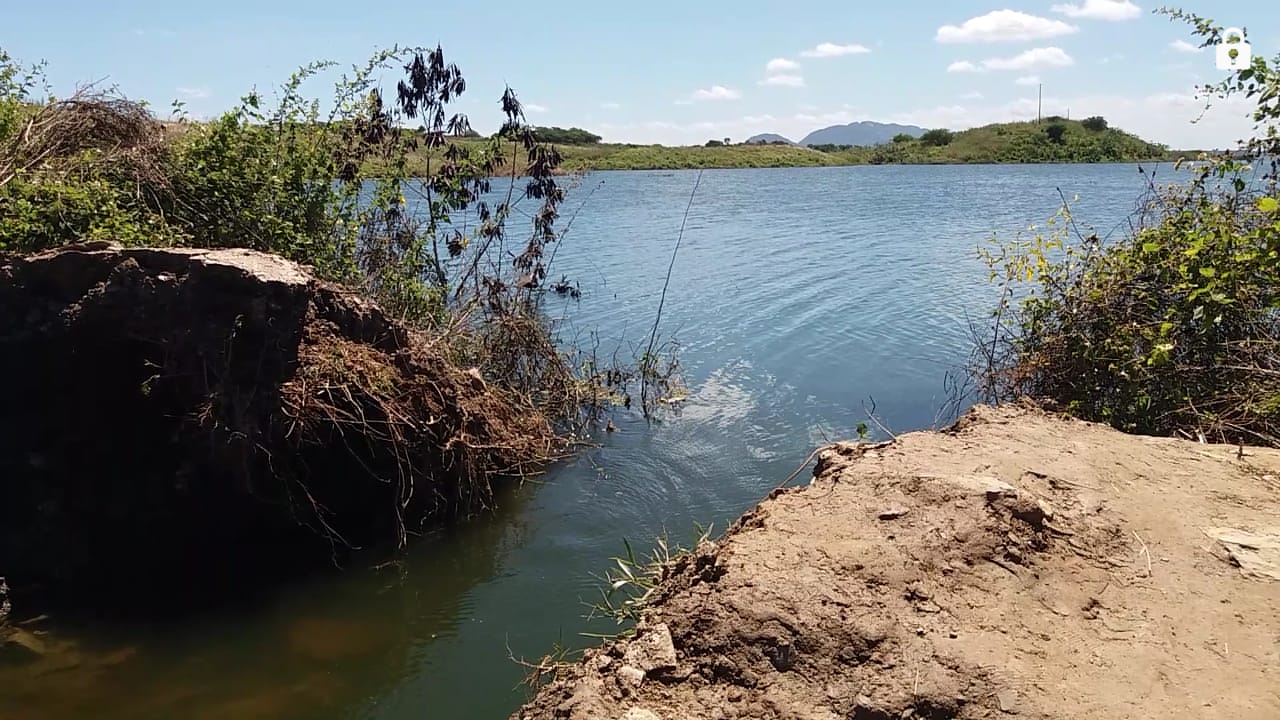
[532, 126, 602, 144]
[400, 116, 1187, 173]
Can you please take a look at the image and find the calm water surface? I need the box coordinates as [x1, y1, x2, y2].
[2, 162, 1184, 720]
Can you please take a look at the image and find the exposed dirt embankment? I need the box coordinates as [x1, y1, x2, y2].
[0, 242, 554, 614]
[516, 405, 1280, 720]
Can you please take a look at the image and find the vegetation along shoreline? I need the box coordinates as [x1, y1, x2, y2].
[437, 117, 1202, 175]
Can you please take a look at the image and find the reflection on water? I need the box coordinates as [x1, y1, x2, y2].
[0, 479, 536, 720]
[0, 162, 1185, 720]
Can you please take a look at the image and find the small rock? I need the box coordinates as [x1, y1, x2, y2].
[623, 708, 661, 720]
[1, 628, 47, 657]
[623, 623, 678, 674]
[617, 665, 646, 688]
[997, 690, 1019, 714]
[879, 507, 911, 520]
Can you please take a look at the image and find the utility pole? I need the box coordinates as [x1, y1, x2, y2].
[1038, 83, 1043, 124]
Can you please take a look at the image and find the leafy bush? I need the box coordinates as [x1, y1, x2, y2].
[974, 7, 1280, 446]
[1045, 122, 1067, 144]
[1, 46, 568, 323]
[1081, 116, 1108, 131]
[892, 133, 915, 143]
[920, 128, 954, 147]
[0, 45, 650, 422]
[533, 126, 601, 144]
[0, 44, 697, 427]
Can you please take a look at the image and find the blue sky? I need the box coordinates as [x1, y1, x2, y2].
[4, 1, 1278, 148]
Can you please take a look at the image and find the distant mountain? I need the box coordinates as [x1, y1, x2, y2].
[745, 133, 795, 145]
[799, 121, 926, 147]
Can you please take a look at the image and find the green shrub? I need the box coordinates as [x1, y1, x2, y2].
[975, 6, 1280, 446]
[1045, 123, 1067, 144]
[920, 128, 953, 147]
[0, 45, 568, 327]
[1082, 116, 1108, 131]
[533, 126, 601, 144]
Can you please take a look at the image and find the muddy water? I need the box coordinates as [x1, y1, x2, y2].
[0, 163, 1177, 719]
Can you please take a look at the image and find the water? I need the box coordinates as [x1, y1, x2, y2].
[1, 163, 1179, 720]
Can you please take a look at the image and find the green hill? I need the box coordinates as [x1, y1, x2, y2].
[833, 117, 1171, 165]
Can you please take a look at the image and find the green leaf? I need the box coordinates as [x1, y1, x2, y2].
[1142, 241, 1161, 254]
[1258, 197, 1279, 213]
[1198, 266, 1217, 278]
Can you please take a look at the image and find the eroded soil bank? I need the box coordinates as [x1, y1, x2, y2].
[0, 242, 554, 615]
[515, 404, 1280, 720]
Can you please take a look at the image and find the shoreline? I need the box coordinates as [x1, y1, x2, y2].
[513, 404, 1280, 720]
[472, 155, 1198, 181]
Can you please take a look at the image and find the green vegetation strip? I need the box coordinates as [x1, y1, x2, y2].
[425, 117, 1190, 174]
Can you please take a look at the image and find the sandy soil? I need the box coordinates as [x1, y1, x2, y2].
[514, 404, 1280, 720]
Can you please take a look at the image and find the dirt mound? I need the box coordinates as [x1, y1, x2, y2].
[0, 242, 557, 613]
[515, 404, 1280, 720]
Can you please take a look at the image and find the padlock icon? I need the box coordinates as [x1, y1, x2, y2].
[1215, 27, 1251, 70]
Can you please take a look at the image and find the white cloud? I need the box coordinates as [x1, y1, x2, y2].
[525, 103, 549, 114]
[1169, 39, 1203, 54]
[601, 101, 622, 110]
[936, 10, 1078, 44]
[950, 47, 1075, 75]
[691, 85, 742, 101]
[1051, 0, 1141, 21]
[1015, 75, 1042, 86]
[762, 58, 805, 87]
[800, 42, 870, 58]
[961, 91, 985, 100]
[760, 74, 805, 87]
[176, 86, 210, 99]
[985, 47, 1074, 71]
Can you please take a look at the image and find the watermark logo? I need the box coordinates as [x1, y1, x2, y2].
[1215, 27, 1252, 70]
